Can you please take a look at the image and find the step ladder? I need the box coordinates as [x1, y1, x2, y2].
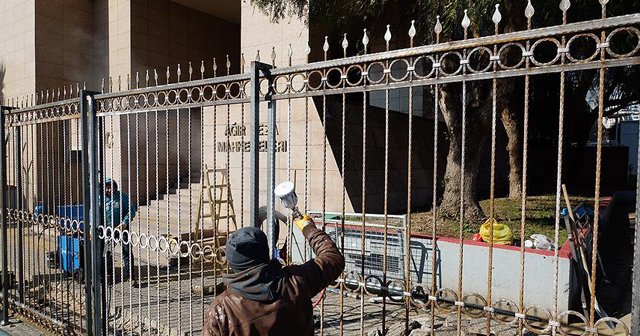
[196, 165, 238, 248]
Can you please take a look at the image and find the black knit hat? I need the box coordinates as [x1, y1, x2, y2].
[226, 227, 269, 272]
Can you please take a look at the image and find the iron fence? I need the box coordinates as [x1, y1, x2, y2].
[0, 1, 639, 335]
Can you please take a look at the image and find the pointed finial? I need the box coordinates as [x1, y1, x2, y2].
[436, 15, 444, 43]
[188, 62, 193, 81]
[255, 50, 261, 62]
[177, 64, 181, 82]
[492, 4, 502, 25]
[63, 86, 67, 99]
[126, 73, 130, 90]
[525, 0, 535, 20]
[109, 77, 113, 92]
[135, 72, 139, 89]
[409, 20, 416, 47]
[200, 60, 205, 78]
[271, 47, 276, 67]
[57, 87, 61, 100]
[433, 14, 444, 37]
[118, 75, 122, 91]
[287, 44, 293, 66]
[213, 58, 218, 76]
[226, 55, 231, 74]
[599, 0, 608, 18]
[559, 0, 570, 12]
[166, 66, 170, 84]
[305, 42, 311, 61]
[384, 25, 392, 51]
[83, 82, 86, 91]
[146, 70, 150, 87]
[323, 36, 329, 60]
[362, 29, 369, 54]
[240, 53, 246, 73]
[154, 69, 158, 86]
[342, 33, 349, 57]
[461, 11, 470, 30]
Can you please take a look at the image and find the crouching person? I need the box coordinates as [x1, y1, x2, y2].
[204, 216, 345, 336]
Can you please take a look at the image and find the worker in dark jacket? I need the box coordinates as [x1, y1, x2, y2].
[204, 215, 345, 336]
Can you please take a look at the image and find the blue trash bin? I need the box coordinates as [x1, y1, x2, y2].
[58, 235, 81, 273]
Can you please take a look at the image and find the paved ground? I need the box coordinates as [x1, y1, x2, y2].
[0, 317, 49, 336]
[3, 225, 633, 335]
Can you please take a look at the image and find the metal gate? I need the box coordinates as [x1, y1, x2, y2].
[1, 1, 640, 335]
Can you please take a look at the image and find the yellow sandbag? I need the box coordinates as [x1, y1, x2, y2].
[479, 218, 513, 245]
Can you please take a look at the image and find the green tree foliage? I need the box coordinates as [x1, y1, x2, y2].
[252, 0, 640, 42]
[252, 0, 640, 220]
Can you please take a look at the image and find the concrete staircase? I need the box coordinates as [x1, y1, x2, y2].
[131, 173, 235, 268]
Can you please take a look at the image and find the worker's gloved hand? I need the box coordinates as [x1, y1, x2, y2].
[294, 215, 314, 231]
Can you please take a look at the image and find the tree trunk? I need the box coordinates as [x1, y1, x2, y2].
[501, 106, 522, 199]
[438, 82, 491, 222]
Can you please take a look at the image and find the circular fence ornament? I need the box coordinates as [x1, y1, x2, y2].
[556, 310, 587, 336]
[522, 306, 552, 334]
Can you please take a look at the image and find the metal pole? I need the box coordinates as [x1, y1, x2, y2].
[632, 117, 640, 336]
[250, 61, 273, 230]
[14, 126, 23, 303]
[0, 106, 9, 325]
[87, 94, 103, 336]
[266, 92, 277, 258]
[250, 62, 260, 227]
[80, 91, 93, 334]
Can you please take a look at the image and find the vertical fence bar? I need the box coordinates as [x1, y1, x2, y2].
[250, 62, 261, 227]
[486, 8, 501, 334]
[75, 117, 81, 330]
[588, 2, 608, 332]
[553, 4, 569, 334]
[87, 92, 104, 336]
[154, 109, 161, 333]
[96, 111, 106, 336]
[135, 109, 142, 335]
[26, 122, 33, 313]
[80, 92, 94, 334]
[44, 115, 53, 321]
[519, 3, 534, 335]
[14, 122, 23, 304]
[457, 27, 468, 335]
[634, 105, 640, 334]
[340, 39, 348, 334]
[405, 25, 415, 334]
[0, 106, 9, 325]
[360, 59, 368, 336]
[267, 90, 277, 258]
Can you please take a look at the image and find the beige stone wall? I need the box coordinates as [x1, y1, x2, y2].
[241, 1, 309, 67]
[195, 3, 357, 230]
[101, 0, 241, 205]
[201, 99, 352, 230]
[34, 0, 96, 90]
[102, 0, 131, 196]
[0, 0, 36, 102]
[130, 0, 240, 75]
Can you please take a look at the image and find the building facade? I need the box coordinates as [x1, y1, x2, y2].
[1, 0, 437, 234]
